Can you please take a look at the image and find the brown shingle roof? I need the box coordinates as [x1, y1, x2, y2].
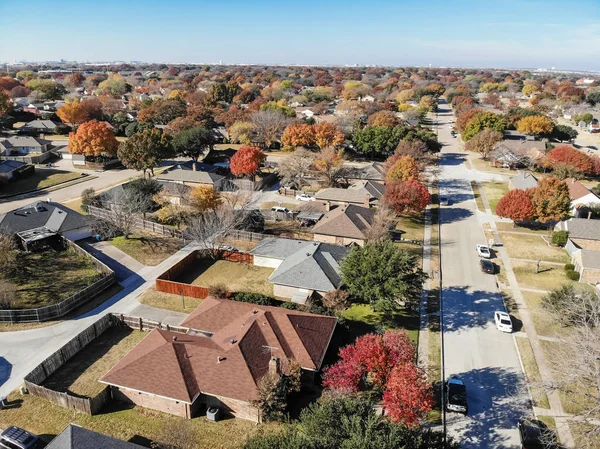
[312, 204, 375, 240]
[565, 178, 596, 201]
[101, 298, 336, 403]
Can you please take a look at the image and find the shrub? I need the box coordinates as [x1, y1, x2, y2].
[229, 291, 277, 306]
[208, 283, 228, 299]
[552, 230, 569, 247]
[322, 289, 351, 312]
[280, 301, 299, 310]
[566, 270, 580, 281]
[80, 187, 98, 213]
[564, 263, 575, 271]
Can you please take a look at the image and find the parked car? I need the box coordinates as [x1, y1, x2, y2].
[450, 130, 457, 138]
[494, 311, 513, 333]
[0, 427, 39, 449]
[271, 206, 291, 213]
[480, 259, 495, 274]
[218, 245, 238, 252]
[517, 417, 557, 449]
[439, 196, 449, 206]
[295, 193, 315, 202]
[445, 376, 468, 414]
[476, 244, 491, 258]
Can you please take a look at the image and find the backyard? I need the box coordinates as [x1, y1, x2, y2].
[175, 259, 274, 296]
[43, 327, 146, 397]
[0, 169, 84, 197]
[138, 287, 203, 313]
[108, 233, 183, 266]
[9, 248, 102, 309]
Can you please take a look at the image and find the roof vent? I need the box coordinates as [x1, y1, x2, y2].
[252, 310, 259, 314]
[230, 339, 237, 344]
[306, 253, 311, 256]
[172, 336, 178, 341]
[217, 356, 225, 363]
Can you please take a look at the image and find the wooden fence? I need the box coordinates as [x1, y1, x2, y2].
[88, 205, 184, 239]
[155, 249, 253, 299]
[114, 313, 190, 334]
[24, 315, 114, 415]
[0, 241, 116, 323]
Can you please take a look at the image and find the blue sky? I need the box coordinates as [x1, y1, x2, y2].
[1, 0, 599, 71]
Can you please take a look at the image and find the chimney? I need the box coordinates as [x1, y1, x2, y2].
[588, 211, 592, 220]
[172, 336, 177, 342]
[324, 201, 330, 212]
[193, 162, 197, 171]
[269, 356, 280, 376]
[363, 194, 370, 207]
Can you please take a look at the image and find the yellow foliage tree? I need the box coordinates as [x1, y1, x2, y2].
[517, 115, 554, 136]
[189, 186, 222, 213]
[386, 156, 420, 182]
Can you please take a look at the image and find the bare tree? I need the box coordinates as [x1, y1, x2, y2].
[364, 204, 395, 242]
[95, 188, 153, 238]
[251, 110, 289, 147]
[0, 232, 17, 271]
[185, 190, 258, 256]
[313, 147, 346, 187]
[277, 148, 315, 189]
[464, 129, 503, 160]
[0, 278, 17, 310]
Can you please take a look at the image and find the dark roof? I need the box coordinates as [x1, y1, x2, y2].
[101, 298, 336, 403]
[203, 148, 237, 164]
[251, 237, 348, 291]
[156, 162, 225, 185]
[0, 201, 89, 235]
[46, 425, 145, 449]
[0, 160, 28, 174]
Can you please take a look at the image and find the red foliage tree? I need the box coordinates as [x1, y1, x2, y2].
[383, 363, 434, 427]
[385, 180, 430, 215]
[229, 145, 265, 177]
[548, 145, 593, 174]
[496, 189, 536, 221]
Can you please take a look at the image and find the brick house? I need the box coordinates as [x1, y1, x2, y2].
[100, 298, 337, 422]
[557, 218, 600, 284]
[314, 180, 384, 208]
[312, 204, 376, 246]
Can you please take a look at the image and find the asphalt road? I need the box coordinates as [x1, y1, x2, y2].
[437, 100, 528, 448]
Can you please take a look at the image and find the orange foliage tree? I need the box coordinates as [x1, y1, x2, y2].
[230, 145, 266, 177]
[68, 120, 119, 157]
[496, 189, 536, 221]
[57, 99, 103, 126]
[313, 122, 345, 149]
[386, 155, 419, 182]
[281, 123, 315, 148]
[385, 180, 430, 215]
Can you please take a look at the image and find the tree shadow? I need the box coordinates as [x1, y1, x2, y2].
[0, 357, 12, 389]
[442, 286, 510, 332]
[446, 366, 530, 449]
[440, 153, 467, 166]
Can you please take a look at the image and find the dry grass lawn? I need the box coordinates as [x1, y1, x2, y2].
[498, 233, 569, 263]
[109, 233, 183, 266]
[62, 197, 87, 215]
[515, 336, 550, 409]
[43, 327, 146, 397]
[494, 222, 550, 235]
[0, 390, 272, 449]
[511, 260, 575, 291]
[481, 181, 509, 214]
[0, 170, 83, 197]
[471, 181, 486, 212]
[395, 214, 425, 242]
[177, 260, 274, 296]
[468, 154, 515, 175]
[137, 287, 203, 314]
[521, 291, 572, 339]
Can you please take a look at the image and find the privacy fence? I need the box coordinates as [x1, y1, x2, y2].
[87, 205, 184, 239]
[0, 240, 116, 323]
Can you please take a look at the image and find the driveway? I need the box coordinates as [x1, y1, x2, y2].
[437, 100, 528, 448]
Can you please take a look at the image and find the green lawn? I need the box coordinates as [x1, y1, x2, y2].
[481, 181, 508, 214]
[395, 214, 425, 242]
[498, 233, 570, 263]
[9, 248, 102, 309]
[43, 327, 147, 397]
[109, 234, 183, 266]
[515, 336, 550, 409]
[177, 259, 274, 296]
[0, 390, 273, 449]
[511, 261, 575, 291]
[342, 304, 420, 344]
[0, 170, 83, 197]
[138, 287, 203, 313]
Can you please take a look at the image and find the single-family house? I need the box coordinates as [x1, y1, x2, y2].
[312, 204, 376, 246]
[314, 180, 384, 207]
[155, 162, 226, 189]
[588, 117, 599, 133]
[295, 108, 314, 119]
[343, 162, 386, 183]
[508, 172, 538, 190]
[251, 237, 348, 301]
[564, 178, 600, 216]
[18, 119, 63, 134]
[0, 201, 91, 247]
[0, 160, 33, 183]
[46, 425, 145, 449]
[490, 140, 546, 169]
[100, 298, 337, 422]
[360, 95, 375, 102]
[556, 218, 600, 284]
[0, 136, 52, 156]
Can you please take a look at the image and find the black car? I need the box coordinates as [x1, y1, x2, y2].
[445, 376, 468, 414]
[480, 258, 495, 274]
[517, 417, 557, 449]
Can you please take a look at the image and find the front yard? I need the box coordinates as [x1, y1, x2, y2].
[511, 260, 576, 291]
[43, 327, 146, 397]
[175, 259, 275, 296]
[481, 181, 508, 214]
[9, 248, 102, 309]
[498, 233, 569, 263]
[0, 169, 84, 197]
[342, 303, 420, 344]
[108, 233, 183, 266]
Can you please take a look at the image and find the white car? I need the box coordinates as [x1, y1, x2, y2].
[295, 193, 315, 202]
[271, 206, 291, 213]
[494, 311, 513, 333]
[476, 244, 491, 258]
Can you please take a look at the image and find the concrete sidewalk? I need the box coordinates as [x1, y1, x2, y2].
[79, 240, 145, 282]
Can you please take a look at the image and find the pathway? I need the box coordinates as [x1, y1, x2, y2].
[417, 189, 433, 370]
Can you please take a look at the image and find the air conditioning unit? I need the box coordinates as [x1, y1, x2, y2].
[206, 407, 220, 422]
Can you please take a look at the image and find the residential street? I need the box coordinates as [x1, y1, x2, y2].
[437, 100, 528, 448]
